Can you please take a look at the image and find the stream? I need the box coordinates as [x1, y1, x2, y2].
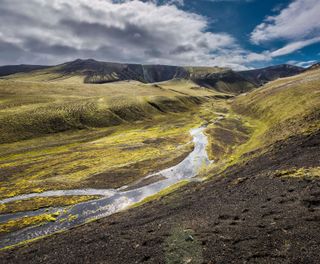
[0, 126, 211, 248]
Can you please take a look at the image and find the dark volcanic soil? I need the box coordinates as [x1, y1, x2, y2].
[1, 131, 319, 264]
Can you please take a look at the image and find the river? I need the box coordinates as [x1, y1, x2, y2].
[0, 126, 211, 248]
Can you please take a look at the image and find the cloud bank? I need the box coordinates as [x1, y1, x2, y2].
[0, 0, 318, 69]
[0, 0, 252, 68]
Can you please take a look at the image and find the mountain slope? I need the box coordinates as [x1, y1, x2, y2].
[0, 59, 306, 95]
[54, 59, 190, 84]
[190, 69, 256, 94]
[0, 65, 48, 77]
[238, 64, 304, 86]
[307, 62, 320, 71]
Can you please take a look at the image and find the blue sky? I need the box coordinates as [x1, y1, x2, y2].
[0, 0, 319, 69]
[182, 0, 320, 68]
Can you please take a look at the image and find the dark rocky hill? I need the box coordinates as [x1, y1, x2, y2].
[55, 59, 189, 84]
[0, 59, 306, 94]
[238, 64, 304, 86]
[0, 64, 48, 77]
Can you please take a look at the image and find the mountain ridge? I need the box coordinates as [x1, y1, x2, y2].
[0, 59, 308, 94]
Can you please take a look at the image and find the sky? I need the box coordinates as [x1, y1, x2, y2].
[0, 0, 319, 69]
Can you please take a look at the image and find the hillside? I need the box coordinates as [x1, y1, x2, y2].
[0, 65, 318, 264]
[307, 62, 320, 71]
[0, 65, 48, 77]
[237, 64, 304, 86]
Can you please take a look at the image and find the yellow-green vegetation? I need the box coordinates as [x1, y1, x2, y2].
[0, 213, 58, 234]
[0, 73, 221, 200]
[130, 180, 189, 208]
[274, 167, 320, 178]
[151, 79, 219, 97]
[200, 69, 320, 174]
[0, 75, 223, 143]
[0, 110, 203, 199]
[232, 69, 320, 157]
[0, 196, 99, 215]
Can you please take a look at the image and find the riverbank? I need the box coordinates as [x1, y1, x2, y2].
[0, 125, 212, 249]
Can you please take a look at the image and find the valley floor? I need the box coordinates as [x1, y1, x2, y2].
[1, 128, 319, 264]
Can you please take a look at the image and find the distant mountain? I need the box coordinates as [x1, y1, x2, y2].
[0, 59, 306, 94]
[238, 64, 304, 86]
[190, 69, 256, 94]
[54, 59, 189, 83]
[0, 64, 48, 77]
[307, 62, 320, 71]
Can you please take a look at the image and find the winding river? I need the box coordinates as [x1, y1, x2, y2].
[0, 126, 211, 249]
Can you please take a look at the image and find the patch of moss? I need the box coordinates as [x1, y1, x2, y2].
[0, 196, 99, 215]
[0, 213, 58, 234]
[274, 167, 320, 178]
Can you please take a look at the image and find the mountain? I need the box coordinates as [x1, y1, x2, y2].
[307, 62, 320, 71]
[55, 59, 190, 83]
[0, 64, 48, 77]
[0, 59, 306, 94]
[190, 69, 256, 94]
[238, 64, 304, 86]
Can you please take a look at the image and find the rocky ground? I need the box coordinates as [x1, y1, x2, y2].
[1, 129, 319, 263]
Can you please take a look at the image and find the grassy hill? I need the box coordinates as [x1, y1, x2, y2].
[0, 75, 227, 144]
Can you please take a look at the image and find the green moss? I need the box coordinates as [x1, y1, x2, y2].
[0, 76, 215, 143]
[0, 100, 217, 199]
[0, 213, 58, 234]
[67, 214, 79, 222]
[0, 196, 100, 215]
[274, 167, 320, 178]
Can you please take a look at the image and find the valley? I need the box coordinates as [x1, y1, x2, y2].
[0, 60, 319, 263]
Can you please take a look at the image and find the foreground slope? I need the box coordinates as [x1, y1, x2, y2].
[1, 68, 319, 263]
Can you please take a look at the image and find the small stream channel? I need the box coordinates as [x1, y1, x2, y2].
[0, 126, 211, 249]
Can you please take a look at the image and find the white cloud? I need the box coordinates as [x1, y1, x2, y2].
[288, 60, 317, 68]
[251, 0, 320, 44]
[0, 0, 256, 68]
[270, 37, 320, 57]
[249, 0, 320, 59]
